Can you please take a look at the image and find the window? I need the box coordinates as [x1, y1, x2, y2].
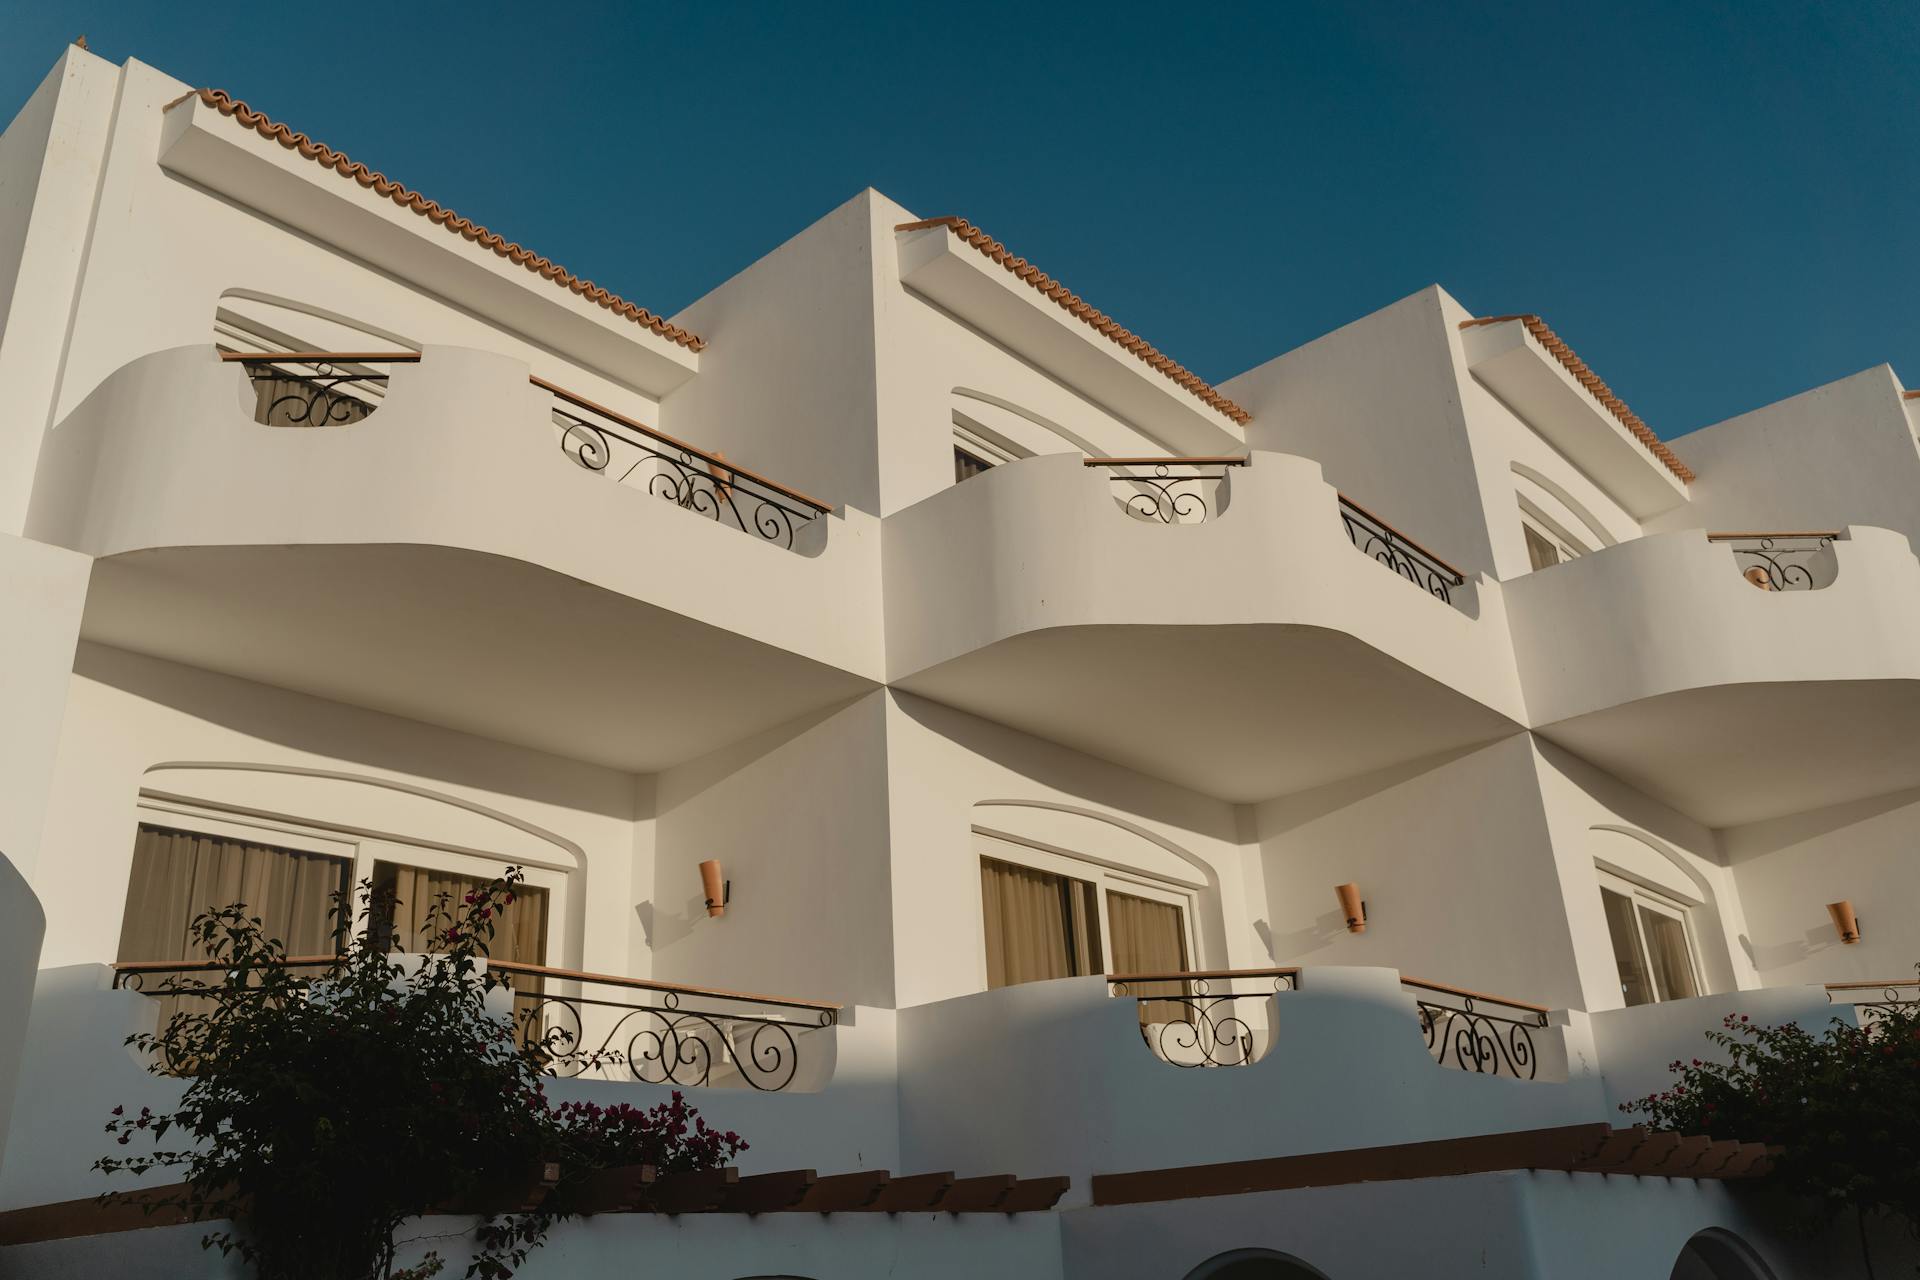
[1598, 872, 1701, 1006]
[954, 445, 994, 483]
[976, 834, 1197, 990]
[116, 823, 350, 965]
[979, 855, 1101, 987]
[1524, 522, 1561, 571]
[1518, 499, 1589, 572]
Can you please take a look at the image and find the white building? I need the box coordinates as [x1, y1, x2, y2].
[1, 44, 1916, 1279]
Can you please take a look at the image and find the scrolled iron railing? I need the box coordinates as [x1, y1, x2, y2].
[1706, 531, 1840, 592]
[489, 960, 839, 1093]
[1084, 456, 1248, 525]
[223, 351, 419, 427]
[112, 957, 839, 1093]
[1826, 970, 1920, 1030]
[1107, 967, 1298, 1068]
[535, 377, 833, 551]
[1337, 495, 1467, 605]
[1402, 976, 1550, 1081]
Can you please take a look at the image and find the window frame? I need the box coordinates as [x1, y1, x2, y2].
[973, 831, 1201, 982]
[1596, 868, 1705, 1006]
[1518, 496, 1590, 569]
[129, 797, 570, 964]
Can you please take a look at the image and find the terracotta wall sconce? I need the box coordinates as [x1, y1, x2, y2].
[1336, 883, 1367, 934]
[700, 860, 730, 919]
[1828, 900, 1861, 944]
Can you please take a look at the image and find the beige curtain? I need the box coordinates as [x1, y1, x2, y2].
[117, 825, 347, 963]
[117, 825, 347, 1041]
[374, 861, 550, 1038]
[1107, 890, 1190, 1021]
[979, 856, 1100, 989]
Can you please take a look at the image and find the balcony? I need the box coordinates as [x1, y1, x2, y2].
[1106, 968, 1555, 1081]
[111, 956, 842, 1093]
[884, 451, 1524, 802]
[1506, 526, 1920, 825]
[895, 968, 1603, 1200]
[24, 346, 882, 773]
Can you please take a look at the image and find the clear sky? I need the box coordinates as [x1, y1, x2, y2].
[4, 2, 1916, 438]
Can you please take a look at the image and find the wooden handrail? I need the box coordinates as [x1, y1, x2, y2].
[486, 959, 841, 1014]
[112, 957, 840, 1015]
[1336, 493, 1467, 583]
[1108, 966, 1298, 984]
[1399, 975, 1550, 1014]
[220, 351, 421, 363]
[531, 376, 833, 515]
[1705, 531, 1842, 541]
[1826, 979, 1920, 993]
[1083, 456, 1249, 468]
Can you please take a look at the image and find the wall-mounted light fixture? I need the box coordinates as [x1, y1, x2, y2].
[1828, 900, 1861, 945]
[1336, 883, 1367, 934]
[700, 860, 731, 919]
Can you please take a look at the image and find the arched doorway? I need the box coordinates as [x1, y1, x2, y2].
[1670, 1229, 1777, 1280]
[1184, 1248, 1333, 1279]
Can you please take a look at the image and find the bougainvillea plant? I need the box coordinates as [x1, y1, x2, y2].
[1622, 993, 1920, 1277]
[97, 871, 746, 1280]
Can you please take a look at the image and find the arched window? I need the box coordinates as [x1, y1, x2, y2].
[1669, 1229, 1778, 1280]
[1183, 1248, 1333, 1280]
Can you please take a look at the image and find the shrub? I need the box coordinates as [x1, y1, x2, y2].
[97, 870, 744, 1280]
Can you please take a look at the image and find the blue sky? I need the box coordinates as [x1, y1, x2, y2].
[4, 2, 1916, 438]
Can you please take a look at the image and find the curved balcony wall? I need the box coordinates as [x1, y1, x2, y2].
[23, 347, 881, 772]
[883, 451, 1525, 801]
[895, 969, 1605, 1205]
[1507, 527, 1920, 825]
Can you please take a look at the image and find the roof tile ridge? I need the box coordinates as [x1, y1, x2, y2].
[186, 89, 705, 353]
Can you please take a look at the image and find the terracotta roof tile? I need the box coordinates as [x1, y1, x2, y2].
[1460, 314, 1692, 484]
[896, 216, 1251, 425]
[180, 89, 704, 352]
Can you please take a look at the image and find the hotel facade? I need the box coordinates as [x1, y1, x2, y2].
[1, 44, 1917, 1279]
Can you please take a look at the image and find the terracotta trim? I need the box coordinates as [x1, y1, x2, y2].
[1902, 390, 1920, 400]
[181, 90, 704, 353]
[1090, 1124, 1772, 1207]
[1460, 315, 1693, 484]
[896, 216, 1252, 426]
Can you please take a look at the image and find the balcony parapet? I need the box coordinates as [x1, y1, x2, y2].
[111, 957, 842, 1094]
[1826, 972, 1920, 1030]
[1083, 456, 1246, 525]
[1705, 530, 1841, 592]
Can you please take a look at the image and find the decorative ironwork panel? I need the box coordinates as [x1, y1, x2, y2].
[1108, 971, 1296, 1068]
[232, 355, 401, 427]
[1091, 460, 1239, 524]
[549, 398, 825, 550]
[501, 969, 836, 1092]
[1339, 496, 1466, 605]
[1710, 534, 1837, 591]
[1408, 985, 1548, 1081]
[1827, 970, 1920, 1031]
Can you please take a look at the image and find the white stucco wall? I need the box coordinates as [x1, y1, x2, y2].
[0, 533, 89, 881]
[0, 857, 45, 1170]
[32, 644, 645, 976]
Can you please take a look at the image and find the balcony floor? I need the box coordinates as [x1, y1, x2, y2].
[895, 623, 1520, 803]
[1537, 680, 1920, 827]
[81, 544, 878, 773]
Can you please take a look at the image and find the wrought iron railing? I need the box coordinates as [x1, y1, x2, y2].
[113, 957, 839, 1093]
[1084, 456, 1247, 524]
[223, 351, 418, 427]
[1107, 967, 1298, 1068]
[490, 960, 838, 1093]
[537, 377, 832, 550]
[1338, 495, 1467, 605]
[1403, 976, 1550, 1080]
[1826, 972, 1920, 1030]
[1707, 532, 1840, 591]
